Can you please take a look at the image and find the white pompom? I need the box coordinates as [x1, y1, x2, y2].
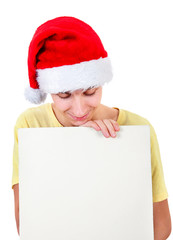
[24, 87, 47, 104]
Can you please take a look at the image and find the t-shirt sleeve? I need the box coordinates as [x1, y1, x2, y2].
[149, 123, 168, 202]
[12, 113, 29, 189]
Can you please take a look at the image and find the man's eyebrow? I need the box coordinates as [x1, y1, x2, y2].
[82, 87, 96, 92]
[59, 91, 71, 94]
[60, 87, 96, 94]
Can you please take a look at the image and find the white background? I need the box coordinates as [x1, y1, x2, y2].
[0, 0, 172, 239]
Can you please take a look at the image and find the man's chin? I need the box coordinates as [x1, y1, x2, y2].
[70, 119, 89, 127]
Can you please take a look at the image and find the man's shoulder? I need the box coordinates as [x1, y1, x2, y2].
[15, 103, 50, 127]
[19, 103, 49, 118]
[121, 108, 151, 125]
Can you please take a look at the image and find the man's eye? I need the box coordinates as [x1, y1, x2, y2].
[58, 93, 71, 99]
[84, 91, 96, 96]
[84, 87, 98, 96]
[57, 89, 97, 99]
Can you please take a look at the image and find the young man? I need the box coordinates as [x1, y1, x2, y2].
[12, 16, 171, 239]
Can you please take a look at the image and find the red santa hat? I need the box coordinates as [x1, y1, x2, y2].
[25, 16, 113, 104]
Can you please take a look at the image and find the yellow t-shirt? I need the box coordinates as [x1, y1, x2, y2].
[12, 103, 168, 202]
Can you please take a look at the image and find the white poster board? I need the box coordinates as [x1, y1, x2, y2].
[18, 126, 154, 240]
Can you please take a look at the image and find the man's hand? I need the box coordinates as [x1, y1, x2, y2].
[79, 119, 120, 138]
[13, 184, 20, 235]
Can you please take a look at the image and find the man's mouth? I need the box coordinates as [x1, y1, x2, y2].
[69, 112, 89, 121]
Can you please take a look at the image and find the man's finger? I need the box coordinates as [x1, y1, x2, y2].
[80, 121, 101, 131]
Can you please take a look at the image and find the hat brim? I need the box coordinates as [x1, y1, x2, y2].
[36, 57, 113, 94]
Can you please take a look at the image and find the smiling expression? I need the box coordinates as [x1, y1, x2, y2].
[51, 86, 102, 126]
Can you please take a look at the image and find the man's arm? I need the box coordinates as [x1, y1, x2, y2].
[153, 199, 172, 240]
[13, 184, 19, 235]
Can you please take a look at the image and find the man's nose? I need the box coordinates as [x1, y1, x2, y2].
[71, 96, 87, 116]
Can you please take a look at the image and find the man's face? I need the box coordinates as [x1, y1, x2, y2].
[51, 86, 102, 126]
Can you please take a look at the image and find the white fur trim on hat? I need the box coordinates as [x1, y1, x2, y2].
[36, 57, 113, 93]
[24, 86, 47, 104]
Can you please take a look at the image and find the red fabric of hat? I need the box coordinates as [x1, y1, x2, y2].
[25, 16, 113, 104]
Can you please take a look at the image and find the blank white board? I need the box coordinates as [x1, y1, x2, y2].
[18, 126, 154, 240]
